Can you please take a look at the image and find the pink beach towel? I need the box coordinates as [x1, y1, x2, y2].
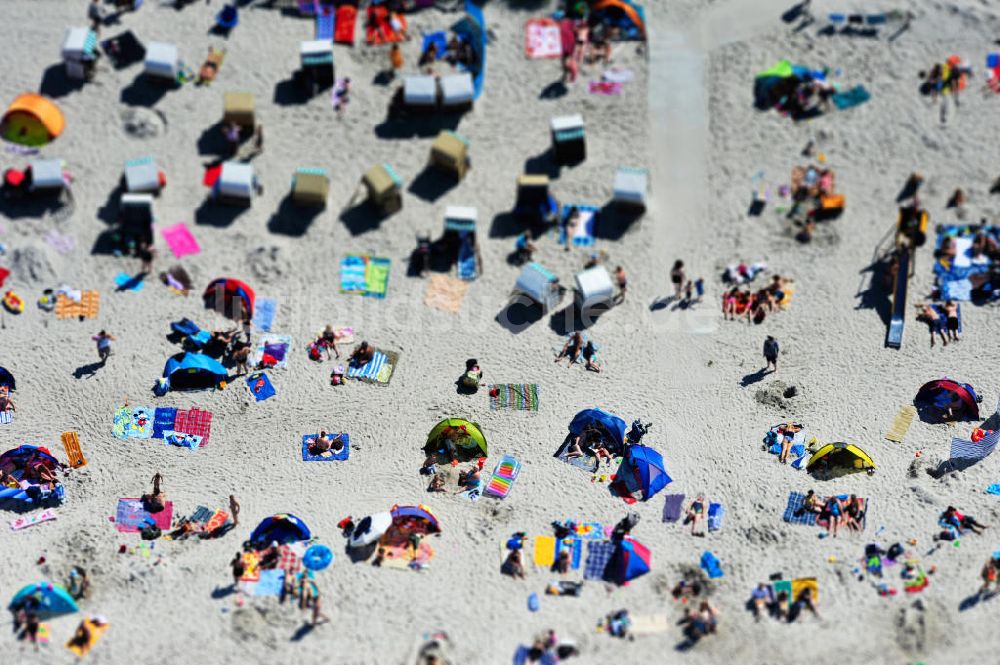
[161, 223, 201, 259]
[115, 498, 173, 533]
[588, 80, 623, 95]
[525, 19, 562, 59]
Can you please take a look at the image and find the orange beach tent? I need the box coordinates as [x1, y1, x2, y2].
[1, 94, 65, 147]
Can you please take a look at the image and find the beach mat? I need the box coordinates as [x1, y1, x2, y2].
[302, 433, 349, 461]
[115, 498, 173, 533]
[316, 7, 334, 40]
[782, 492, 818, 526]
[65, 619, 109, 657]
[334, 4, 357, 44]
[484, 455, 520, 499]
[152, 407, 177, 439]
[423, 274, 470, 313]
[832, 85, 870, 110]
[488, 384, 539, 411]
[61, 431, 87, 468]
[662, 493, 685, 522]
[246, 372, 276, 402]
[885, 405, 917, 443]
[251, 569, 285, 597]
[583, 540, 614, 580]
[340, 255, 391, 298]
[10, 508, 57, 531]
[55, 291, 99, 319]
[533, 535, 556, 568]
[161, 223, 200, 259]
[707, 503, 725, 532]
[252, 297, 277, 332]
[346, 350, 397, 385]
[252, 334, 293, 370]
[174, 407, 213, 446]
[163, 430, 202, 449]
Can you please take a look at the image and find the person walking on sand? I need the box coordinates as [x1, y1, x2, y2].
[93, 331, 115, 364]
[230, 552, 245, 588]
[614, 265, 627, 303]
[389, 44, 403, 79]
[229, 495, 240, 527]
[88, 0, 103, 34]
[670, 260, 686, 299]
[763, 335, 779, 373]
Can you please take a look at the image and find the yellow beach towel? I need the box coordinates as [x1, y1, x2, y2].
[533, 536, 556, 567]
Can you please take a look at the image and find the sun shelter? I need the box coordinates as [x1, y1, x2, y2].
[610, 445, 672, 502]
[514, 262, 561, 311]
[574, 265, 615, 313]
[515, 174, 559, 226]
[807, 442, 875, 478]
[249, 514, 312, 548]
[0, 366, 15, 391]
[604, 538, 651, 585]
[120, 193, 155, 247]
[362, 163, 403, 215]
[590, 0, 647, 41]
[551, 114, 585, 164]
[450, 1, 486, 99]
[430, 130, 469, 180]
[404, 75, 438, 109]
[291, 167, 330, 208]
[124, 156, 163, 193]
[1, 94, 65, 147]
[424, 418, 487, 461]
[557, 408, 628, 458]
[223, 91, 255, 133]
[348, 512, 392, 549]
[442, 206, 479, 280]
[61, 27, 99, 81]
[440, 72, 475, 111]
[613, 167, 648, 210]
[9, 582, 78, 617]
[203, 277, 254, 319]
[388, 504, 441, 536]
[214, 161, 255, 205]
[915, 379, 980, 421]
[162, 352, 227, 391]
[144, 42, 181, 81]
[299, 40, 334, 94]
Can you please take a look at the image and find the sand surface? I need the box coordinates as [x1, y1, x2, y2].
[2, 0, 1000, 663]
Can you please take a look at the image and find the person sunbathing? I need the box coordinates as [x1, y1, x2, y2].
[685, 495, 707, 536]
[802, 490, 824, 515]
[555, 332, 584, 365]
[0, 468, 20, 489]
[582, 341, 601, 373]
[556, 548, 571, 575]
[349, 341, 374, 367]
[843, 494, 863, 532]
[504, 547, 526, 579]
[28, 463, 58, 490]
[790, 587, 820, 621]
[972, 231, 1000, 260]
[979, 556, 1000, 596]
[823, 496, 844, 537]
[260, 541, 281, 570]
[457, 466, 480, 489]
[67, 621, 92, 651]
[916, 303, 948, 348]
[427, 474, 446, 493]
[311, 431, 333, 455]
[750, 583, 771, 621]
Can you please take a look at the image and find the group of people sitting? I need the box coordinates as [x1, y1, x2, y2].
[799, 490, 864, 537]
[554, 332, 600, 372]
[308, 431, 347, 457]
[722, 274, 792, 324]
[0, 456, 61, 496]
[563, 423, 613, 464]
[419, 34, 474, 73]
[749, 582, 819, 622]
[787, 164, 842, 241]
[561, 21, 619, 84]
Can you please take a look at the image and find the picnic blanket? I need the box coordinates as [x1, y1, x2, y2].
[115, 498, 173, 533]
[316, 6, 334, 40]
[246, 372, 276, 402]
[662, 493, 686, 522]
[302, 433, 349, 461]
[424, 274, 470, 314]
[346, 350, 396, 385]
[174, 407, 213, 446]
[55, 290, 99, 319]
[525, 18, 561, 59]
[340, 255, 390, 298]
[782, 492, 818, 526]
[10, 508, 57, 531]
[252, 298, 277, 332]
[252, 334, 293, 369]
[488, 384, 539, 411]
[161, 223, 200, 259]
[559, 205, 598, 247]
[583, 540, 615, 580]
[114, 272, 144, 292]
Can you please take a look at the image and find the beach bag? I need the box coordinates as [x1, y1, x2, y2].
[140, 524, 161, 540]
[308, 344, 322, 361]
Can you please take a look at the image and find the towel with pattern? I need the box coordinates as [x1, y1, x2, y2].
[252, 334, 293, 369]
[583, 540, 615, 580]
[340, 255, 391, 298]
[346, 350, 397, 384]
[174, 408, 213, 446]
[302, 433, 349, 461]
[488, 384, 539, 411]
[782, 492, 818, 526]
[246, 372, 276, 402]
[55, 290, 99, 319]
[559, 205, 598, 247]
[525, 18, 562, 59]
[115, 498, 173, 533]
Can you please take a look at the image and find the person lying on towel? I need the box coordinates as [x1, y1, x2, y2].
[310, 431, 345, 456]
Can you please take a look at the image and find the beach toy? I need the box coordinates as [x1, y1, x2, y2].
[303, 544, 333, 571]
[484, 455, 521, 499]
[528, 592, 539, 612]
[3, 290, 24, 314]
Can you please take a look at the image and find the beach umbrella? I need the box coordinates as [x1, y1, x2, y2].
[303, 544, 333, 571]
[348, 512, 392, 549]
[604, 538, 651, 585]
[610, 444, 672, 503]
[9, 582, 78, 617]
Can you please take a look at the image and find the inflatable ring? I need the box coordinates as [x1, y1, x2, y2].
[3, 291, 24, 314]
[972, 428, 985, 443]
[303, 544, 333, 571]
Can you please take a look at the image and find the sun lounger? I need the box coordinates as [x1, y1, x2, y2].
[335, 4, 358, 44]
[61, 431, 87, 468]
[316, 7, 334, 40]
[484, 455, 521, 498]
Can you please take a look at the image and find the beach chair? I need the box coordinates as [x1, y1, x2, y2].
[298, 40, 334, 95]
[444, 206, 479, 280]
[574, 265, 614, 314]
[198, 48, 226, 85]
[144, 42, 181, 83]
[551, 114, 585, 164]
[612, 167, 648, 211]
[513, 263, 562, 312]
[223, 91, 255, 134]
[62, 27, 99, 81]
[403, 75, 438, 111]
[214, 161, 255, 206]
[26, 159, 66, 197]
[362, 163, 402, 215]
[440, 73, 475, 112]
[515, 175, 558, 225]
[123, 156, 164, 194]
[429, 131, 469, 180]
[291, 167, 330, 208]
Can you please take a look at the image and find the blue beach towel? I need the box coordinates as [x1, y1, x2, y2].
[114, 272, 144, 291]
[152, 407, 177, 439]
[302, 433, 349, 461]
[559, 205, 598, 247]
[783, 492, 818, 526]
[340, 255, 367, 293]
[316, 8, 334, 40]
[252, 569, 285, 596]
[986, 483, 1000, 496]
[583, 540, 615, 580]
[346, 351, 388, 381]
[252, 298, 277, 332]
[457, 233, 477, 280]
[555, 538, 583, 570]
[422, 31, 447, 59]
[832, 85, 871, 111]
[246, 372, 276, 402]
[707, 503, 725, 532]
[700, 550, 723, 579]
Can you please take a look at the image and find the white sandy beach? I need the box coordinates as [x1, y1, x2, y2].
[2, 0, 1000, 663]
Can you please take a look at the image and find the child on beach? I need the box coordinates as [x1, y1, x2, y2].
[93, 331, 116, 364]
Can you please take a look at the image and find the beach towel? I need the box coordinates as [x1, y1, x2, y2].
[662, 493, 686, 522]
[484, 455, 520, 499]
[302, 433, 349, 461]
[252, 298, 277, 332]
[340, 255, 391, 298]
[112, 406, 130, 439]
[782, 492, 818, 526]
[602, 68, 635, 83]
[365, 5, 406, 45]
[773, 579, 793, 608]
[163, 430, 202, 449]
[316, 7, 334, 40]
[346, 350, 396, 385]
[488, 384, 539, 411]
[0, 410, 11, 425]
[44, 229, 76, 255]
[66, 619, 109, 657]
[335, 4, 357, 44]
[457, 234, 477, 280]
[152, 407, 177, 439]
[55, 290, 99, 319]
[707, 503, 725, 532]
[556, 445, 600, 473]
[174, 407, 213, 446]
[886, 405, 917, 443]
[424, 274, 470, 314]
[240, 552, 261, 582]
[379, 536, 435, 570]
[251, 569, 285, 597]
[246, 372, 275, 402]
[422, 31, 447, 60]
[514, 646, 557, 665]
[161, 223, 201, 259]
[252, 334, 293, 370]
[554, 537, 583, 570]
[589, 80, 623, 95]
[115, 498, 173, 533]
[129, 407, 154, 438]
[792, 577, 818, 604]
[10, 508, 57, 531]
[114, 272, 144, 292]
[525, 18, 561, 59]
[832, 85, 870, 110]
[700, 550, 724, 578]
[559, 205, 598, 247]
[584, 540, 615, 580]
[61, 432, 87, 468]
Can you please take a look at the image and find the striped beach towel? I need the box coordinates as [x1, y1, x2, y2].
[782, 492, 818, 526]
[346, 350, 396, 384]
[0, 410, 11, 425]
[583, 540, 615, 580]
[950, 398, 1000, 463]
[489, 384, 539, 411]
